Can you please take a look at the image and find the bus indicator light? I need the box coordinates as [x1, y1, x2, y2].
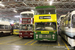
[35, 32, 37, 33]
[53, 32, 55, 33]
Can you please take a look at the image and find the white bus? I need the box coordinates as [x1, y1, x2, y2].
[59, 11, 75, 47]
[0, 21, 11, 36]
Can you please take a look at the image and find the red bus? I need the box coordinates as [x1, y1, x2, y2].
[19, 11, 34, 38]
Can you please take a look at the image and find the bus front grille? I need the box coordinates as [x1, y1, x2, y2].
[39, 35, 51, 38]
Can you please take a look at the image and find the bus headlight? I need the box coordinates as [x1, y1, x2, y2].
[35, 32, 37, 33]
[52, 34, 55, 39]
[36, 34, 38, 36]
[36, 35, 38, 39]
[53, 32, 55, 33]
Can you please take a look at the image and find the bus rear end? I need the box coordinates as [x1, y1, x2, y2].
[13, 23, 19, 35]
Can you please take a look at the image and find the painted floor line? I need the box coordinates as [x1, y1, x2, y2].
[58, 42, 60, 46]
[0, 43, 2, 44]
[0, 36, 11, 39]
[0, 38, 21, 44]
[0, 36, 18, 39]
[62, 40, 70, 50]
[25, 40, 34, 45]
[0, 37, 19, 42]
[30, 41, 37, 45]
[0, 43, 65, 46]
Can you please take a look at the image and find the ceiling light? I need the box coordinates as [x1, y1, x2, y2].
[49, 0, 54, 5]
[14, 15, 20, 18]
[22, 2, 27, 6]
[0, 2, 5, 7]
[10, 20, 14, 24]
[31, 10, 34, 12]
[13, 9, 17, 13]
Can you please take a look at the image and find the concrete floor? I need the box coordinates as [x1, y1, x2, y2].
[0, 35, 74, 50]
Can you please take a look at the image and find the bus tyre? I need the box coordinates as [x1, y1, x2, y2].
[0, 32, 4, 37]
[38, 41, 41, 42]
[11, 33, 13, 35]
[54, 40, 57, 43]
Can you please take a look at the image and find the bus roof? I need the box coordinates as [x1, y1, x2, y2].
[60, 15, 66, 18]
[0, 21, 10, 25]
[71, 10, 75, 15]
[20, 11, 34, 14]
[35, 6, 55, 9]
[58, 15, 66, 22]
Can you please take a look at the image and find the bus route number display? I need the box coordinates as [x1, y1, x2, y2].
[39, 16, 51, 19]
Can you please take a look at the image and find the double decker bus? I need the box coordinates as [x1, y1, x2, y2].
[59, 11, 75, 47]
[13, 23, 19, 35]
[19, 11, 34, 38]
[34, 6, 57, 41]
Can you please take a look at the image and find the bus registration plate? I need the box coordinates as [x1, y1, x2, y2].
[41, 31, 49, 34]
[24, 33, 28, 34]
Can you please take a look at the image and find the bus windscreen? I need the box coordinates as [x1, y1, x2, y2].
[21, 14, 33, 18]
[35, 22, 56, 31]
[20, 24, 33, 31]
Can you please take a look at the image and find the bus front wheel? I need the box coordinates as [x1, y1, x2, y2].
[0, 32, 4, 37]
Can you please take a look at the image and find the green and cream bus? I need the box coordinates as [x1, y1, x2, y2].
[34, 6, 57, 41]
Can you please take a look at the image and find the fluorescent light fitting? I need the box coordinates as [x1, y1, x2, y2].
[14, 15, 20, 18]
[0, 1, 2, 3]
[10, 21, 14, 24]
[31, 10, 34, 12]
[0, 4, 5, 7]
[13, 9, 17, 13]
[22, 2, 27, 6]
[49, 0, 54, 5]
[50, 1, 53, 5]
